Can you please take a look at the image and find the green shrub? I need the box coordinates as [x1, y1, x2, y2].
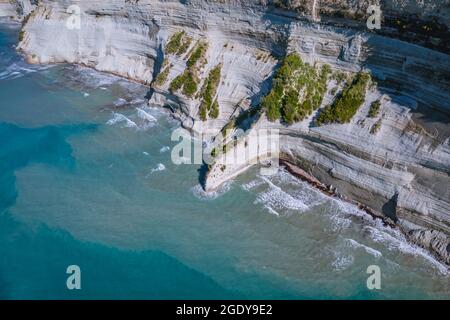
[182, 71, 198, 97]
[263, 90, 282, 121]
[154, 66, 171, 86]
[168, 39, 210, 101]
[282, 89, 300, 125]
[169, 71, 188, 92]
[368, 100, 381, 118]
[177, 37, 192, 56]
[316, 72, 371, 125]
[165, 31, 185, 55]
[262, 53, 331, 124]
[210, 100, 220, 119]
[169, 70, 198, 97]
[199, 103, 208, 121]
[199, 65, 222, 120]
[18, 30, 25, 42]
[165, 31, 193, 56]
[331, 71, 347, 85]
[187, 42, 207, 68]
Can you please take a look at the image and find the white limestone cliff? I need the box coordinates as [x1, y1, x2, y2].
[0, 0, 36, 19]
[8, 0, 450, 264]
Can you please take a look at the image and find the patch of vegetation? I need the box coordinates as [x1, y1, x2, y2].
[368, 99, 381, 118]
[154, 63, 172, 87]
[316, 71, 371, 125]
[182, 71, 198, 98]
[210, 100, 220, 119]
[211, 148, 218, 158]
[165, 31, 192, 56]
[331, 71, 348, 85]
[178, 36, 192, 56]
[170, 70, 188, 92]
[165, 31, 184, 54]
[199, 65, 222, 121]
[169, 40, 209, 99]
[262, 53, 331, 124]
[187, 42, 208, 69]
[168, 69, 199, 97]
[18, 30, 25, 42]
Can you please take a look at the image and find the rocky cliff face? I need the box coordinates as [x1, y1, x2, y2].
[3, 0, 449, 264]
[0, 0, 36, 19]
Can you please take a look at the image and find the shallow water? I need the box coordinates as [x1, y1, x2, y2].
[0, 21, 448, 299]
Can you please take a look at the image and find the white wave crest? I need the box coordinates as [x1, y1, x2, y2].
[363, 225, 449, 275]
[331, 253, 354, 271]
[136, 107, 157, 123]
[241, 178, 265, 191]
[191, 182, 233, 201]
[106, 113, 138, 128]
[245, 169, 449, 274]
[150, 163, 166, 174]
[345, 238, 383, 258]
[160, 146, 170, 153]
[113, 98, 128, 107]
[253, 175, 312, 215]
[0, 62, 45, 80]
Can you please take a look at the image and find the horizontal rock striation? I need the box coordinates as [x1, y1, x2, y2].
[0, 0, 36, 20]
[7, 0, 450, 264]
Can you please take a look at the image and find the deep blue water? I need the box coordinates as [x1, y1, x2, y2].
[0, 21, 448, 300]
[0, 23, 234, 299]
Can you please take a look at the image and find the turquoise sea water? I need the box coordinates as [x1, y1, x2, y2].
[0, 21, 448, 299]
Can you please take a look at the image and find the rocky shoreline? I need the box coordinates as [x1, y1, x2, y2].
[280, 159, 449, 265]
[280, 159, 396, 227]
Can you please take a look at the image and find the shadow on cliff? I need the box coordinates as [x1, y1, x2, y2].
[197, 163, 209, 190]
[381, 193, 398, 223]
[145, 43, 165, 101]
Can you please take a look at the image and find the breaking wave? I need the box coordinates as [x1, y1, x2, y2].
[150, 163, 166, 174]
[242, 170, 325, 216]
[345, 238, 383, 259]
[107, 113, 138, 128]
[0, 62, 52, 81]
[136, 107, 157, 123]
[191, 181, 233, 201]
[106, 106, 159, 131]
[242, 169, 449, 275]
[160, 146, 170, 153]
[329, 199, 449, 274]
[331, 253, 355, 271]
